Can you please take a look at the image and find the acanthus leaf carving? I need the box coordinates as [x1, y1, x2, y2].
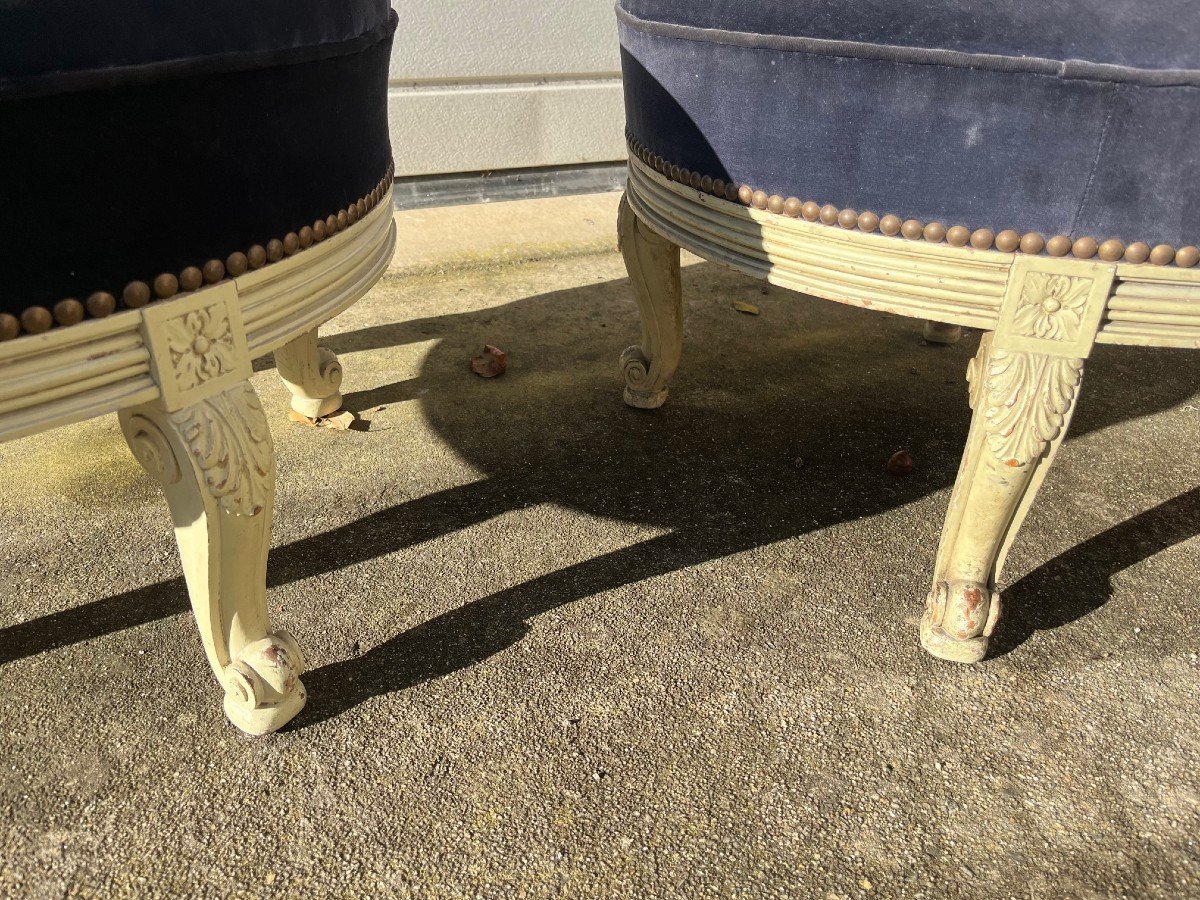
[980, 347, 1083, 468]
[168, 382, 274, 517]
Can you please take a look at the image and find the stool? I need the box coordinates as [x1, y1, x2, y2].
[615, 0, 1200, 662]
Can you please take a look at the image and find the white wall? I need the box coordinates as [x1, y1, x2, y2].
[388, 0, 626, 177]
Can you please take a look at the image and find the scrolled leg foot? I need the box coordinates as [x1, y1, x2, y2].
[223, 631, 307, 736]
[275, 328, 344, 419]
[620, 346, 670, 409]
[922, 320, 963, 345]
[618, 192, 683, 409]
[920, 579, 1001, 663]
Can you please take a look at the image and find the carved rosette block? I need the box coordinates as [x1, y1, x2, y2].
[139, 282, 252, 412]
[921, 257, 1115, 663]
[275, 328, 345, 419]
[618, 192, 684, 409]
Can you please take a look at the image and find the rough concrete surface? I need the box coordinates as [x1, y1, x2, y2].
[1, 195, 1198, 899]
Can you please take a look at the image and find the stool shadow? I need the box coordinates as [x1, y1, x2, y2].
[989, 486, 1200, 657]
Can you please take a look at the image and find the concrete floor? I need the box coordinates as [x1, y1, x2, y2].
[1, 193, 1199, 898]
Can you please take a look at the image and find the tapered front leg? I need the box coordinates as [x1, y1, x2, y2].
[275, 327, 344, 418]
[120, 381, 306, 734]
[618, 193, 683, 409]
[921, 334, 1084, 662]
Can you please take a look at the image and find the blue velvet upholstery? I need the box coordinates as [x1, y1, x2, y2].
[0, 0, 396, 326]
[618, 0, 1200, 247]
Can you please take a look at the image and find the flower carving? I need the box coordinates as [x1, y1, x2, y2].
[164, 305, 237, 391]
[1013, 272, 1092, 342]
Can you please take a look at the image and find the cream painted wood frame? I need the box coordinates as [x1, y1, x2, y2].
[620, 151, 1199, 664]
[0, 190, 396, 734]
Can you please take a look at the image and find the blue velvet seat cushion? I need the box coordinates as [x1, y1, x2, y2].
[0, 0, 396, 324]
[618, 0, 1200, 248]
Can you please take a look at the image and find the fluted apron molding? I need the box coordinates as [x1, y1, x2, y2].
[624, 150, 1200, 350]
[0, 183, 397, 442]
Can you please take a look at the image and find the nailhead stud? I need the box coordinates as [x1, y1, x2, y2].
[751, 190, 769, 210]
[179, 266, 203, 292]
[298, 226, 314, 249]
[783, 197, 803, 218]
[858, 211, 879, 233]
[153, 273, 179, 299]
[266, 239, 284, 262]
[203, 259, 226, 283]
[669, 165, 681, 181]
[970, 228, 995, 250]
[801, 201, 821, 222]
[946, 226, 971, 247]
[0, 313, 19, 341]
[690, 173, 704, 191]
[20, 306, 53, 334]
[1124, 241, 1150, 264]
[247, 245, 268, 268]
[712, 179, 726, 198]
[1020, 233, 1046, 255]
[283, 232, 300, 255]
[1046, 235, 1073, 257]
[1176, 245, 1200, 268]
[1097, 238, 1124, 262]
[1071, 236, 1098, 259]
[820, 204, 840, 226]
[701, 175, 714, 193]
[314, 220, 329, 242]
[226, 252, 249, 277]
[923, 222, 946, 243]
[724, 183, 740, 203]
[901, 219, 923, 240]
[123, 281, 152, 308]
[879, 214, 902, 236]
[356, 198, 367, 217]
[837, 208, 858, 229]
[53, 298, 84, 326]
[1149, 244, 1175, 265]
[337, 210, 349, 230]
[86, 291, 116, 318]
[995, 229, 1021, 252]
[767, 195, 785, 214]
[736, 185, 752, 205]
[347, 205, 360, 225]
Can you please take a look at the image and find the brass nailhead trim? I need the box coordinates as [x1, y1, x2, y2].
[625, 135, 1199, 273]
[2, 162, 394, 341]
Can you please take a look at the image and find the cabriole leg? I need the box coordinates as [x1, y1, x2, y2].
[119, 381, 306, 734]
[275, 327, 344, 419]
[921, 334, 1084, 662]
[921, 256, 1113, 662]
[618, 192, 684, 409]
